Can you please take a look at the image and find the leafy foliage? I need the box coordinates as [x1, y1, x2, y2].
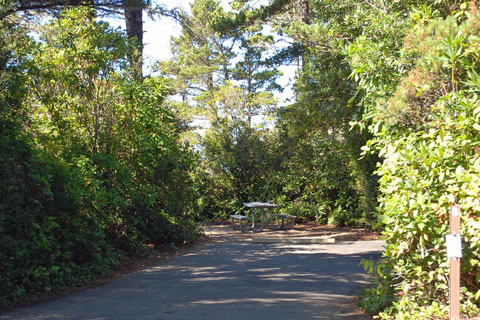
[158, 0, 283, 219]
[4, 2, 480, 319]
[260, 0, 379, 225]
[0, 8, 198, 306]
[346, 2, 480, 318]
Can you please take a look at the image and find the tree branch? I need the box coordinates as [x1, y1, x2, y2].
[0, 1, 124, 21]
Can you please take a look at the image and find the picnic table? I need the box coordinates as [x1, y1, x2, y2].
[230, 202, 296, 232]
[244, 202, 278, 231]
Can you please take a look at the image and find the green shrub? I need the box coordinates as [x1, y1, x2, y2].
[0, 9, 199, 306]
[349, 5, 480, 318]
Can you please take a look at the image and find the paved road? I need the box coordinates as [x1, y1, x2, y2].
[0, 236, 383, 320]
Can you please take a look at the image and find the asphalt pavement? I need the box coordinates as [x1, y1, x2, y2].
[0, 228, 383, 320]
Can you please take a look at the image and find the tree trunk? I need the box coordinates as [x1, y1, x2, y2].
[300, 0, 309, 70]
[300, 0, 309, 24]
[123, 0, 144, 79]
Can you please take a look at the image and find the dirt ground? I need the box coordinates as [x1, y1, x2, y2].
[202, 221, 382, 242]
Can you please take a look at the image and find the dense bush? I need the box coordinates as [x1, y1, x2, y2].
[348, 4, 480, 318]
[269, 46, 377, 226]
[0, 138, 121, 305]
[197, 119, 280, 219]
[271, 127, 365, 225]
[0, 9, 199, 306]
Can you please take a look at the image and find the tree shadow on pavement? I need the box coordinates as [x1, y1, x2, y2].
[0, 238, 382, 320]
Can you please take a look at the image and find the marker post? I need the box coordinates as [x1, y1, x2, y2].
[447, 204, 461, 320]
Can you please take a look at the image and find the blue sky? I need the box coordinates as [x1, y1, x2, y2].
[109, 0, 295, 105]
